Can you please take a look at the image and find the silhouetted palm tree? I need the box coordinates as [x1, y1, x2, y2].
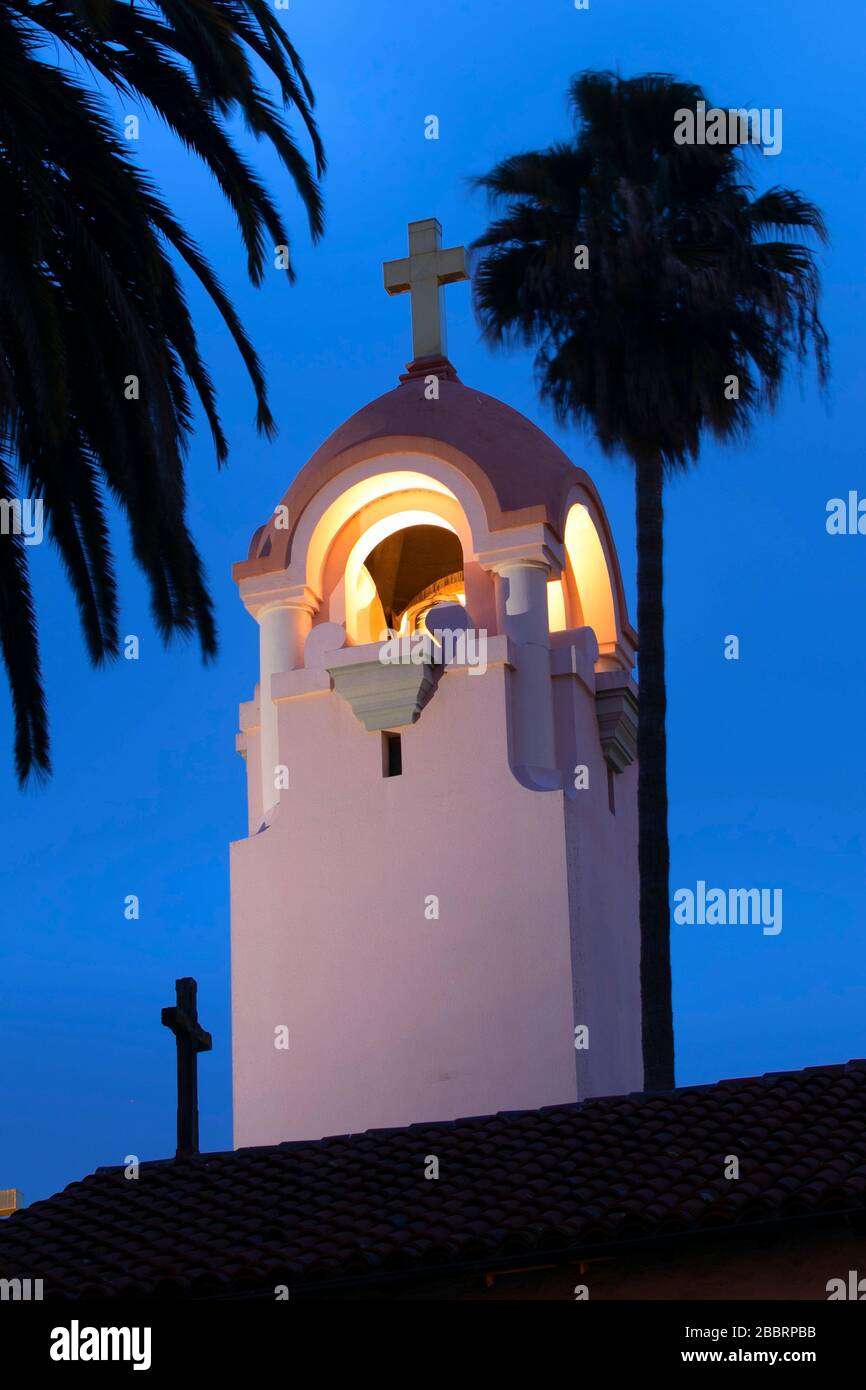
[0, 1, 325, 782]
[471, 71, 827, 1090]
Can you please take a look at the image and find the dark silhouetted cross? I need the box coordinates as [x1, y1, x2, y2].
[161, 978, 212, 1157]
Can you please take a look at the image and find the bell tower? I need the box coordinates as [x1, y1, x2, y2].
[230, 222, 642, 1148]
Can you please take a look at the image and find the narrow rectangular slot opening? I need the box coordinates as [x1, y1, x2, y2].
[382, 732, 402, 778]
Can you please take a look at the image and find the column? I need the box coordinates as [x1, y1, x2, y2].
[493, 559, 556, 772]
[258, 599, 314, 815]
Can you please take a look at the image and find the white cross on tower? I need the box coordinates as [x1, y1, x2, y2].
[383, 218, 469, 363]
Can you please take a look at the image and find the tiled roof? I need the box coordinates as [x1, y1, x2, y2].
[2, 1062, 865, 1299]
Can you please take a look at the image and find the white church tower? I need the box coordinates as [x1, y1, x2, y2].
[230, 221, 642, 1148]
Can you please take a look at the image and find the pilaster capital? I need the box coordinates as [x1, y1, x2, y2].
[237, 574, 321, 622]
[476, 525, 564, 577]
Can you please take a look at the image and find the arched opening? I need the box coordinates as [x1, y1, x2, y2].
[302, 470, 459, 599]
[299, 465, 482, 645]
[363, 524, 464, 632]
[343, 509, 465, 643]
[564, 502, 618, 654]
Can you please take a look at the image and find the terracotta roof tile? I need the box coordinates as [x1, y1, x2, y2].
[2, 1061, 865, 1299]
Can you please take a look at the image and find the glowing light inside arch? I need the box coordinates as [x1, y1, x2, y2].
[564, 503, 617, 649]
[306, 471, 457, 597]
[546, 579, 567, 632]
[345, 509, 460, 643]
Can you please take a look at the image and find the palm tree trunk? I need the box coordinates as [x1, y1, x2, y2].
[635, 451, 675, 1089]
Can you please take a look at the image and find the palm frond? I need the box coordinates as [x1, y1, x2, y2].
[0, 0, 324, 782]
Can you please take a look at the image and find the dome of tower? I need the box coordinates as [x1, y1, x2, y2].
[244, 373, 586, 569]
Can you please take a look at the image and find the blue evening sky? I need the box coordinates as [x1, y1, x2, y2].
[2, 0, 865, 1203]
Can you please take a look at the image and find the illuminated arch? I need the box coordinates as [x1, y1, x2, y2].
[289, 456, 490, 601]
[287, 462, 481, 644]
[562, 495, 635, 669]
[564, 503, 616, 647]
[343, 509, 461, 643]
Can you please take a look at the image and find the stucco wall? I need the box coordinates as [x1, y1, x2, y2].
[231, 660, 581, 1147]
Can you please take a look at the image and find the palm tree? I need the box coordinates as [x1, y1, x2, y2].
[0, 1, 325, 783]
[471, 71, 828, 1090]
